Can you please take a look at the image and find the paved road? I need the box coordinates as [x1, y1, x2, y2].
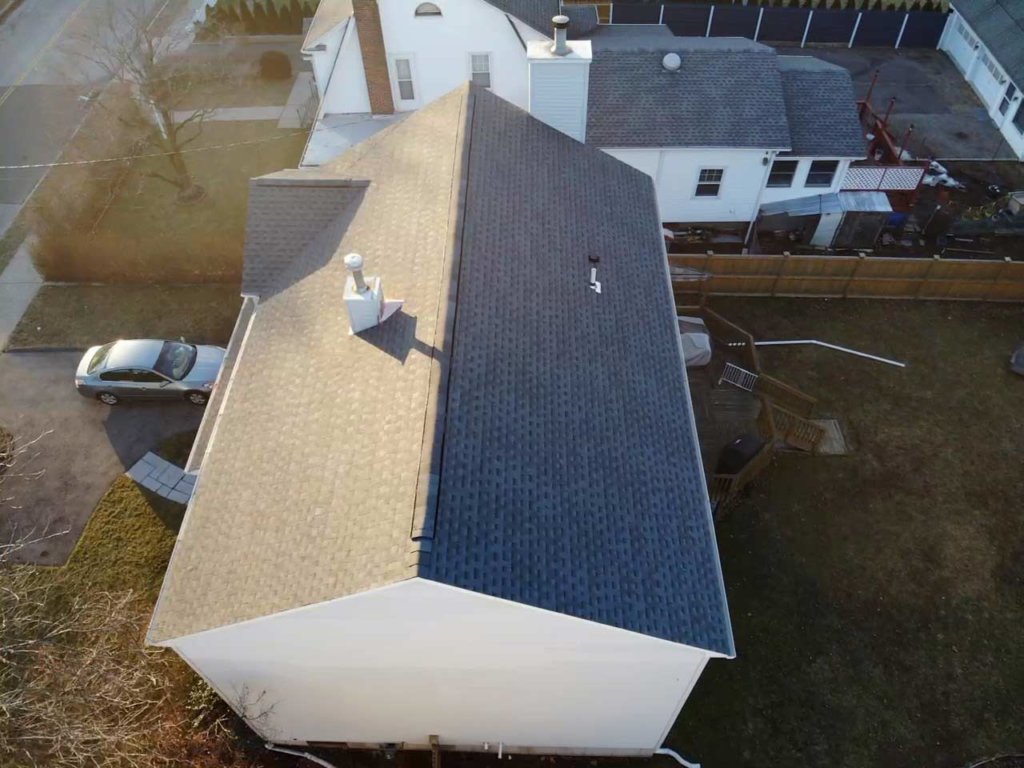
[0, 351, 202, 564]
[0, 0, 173, 230]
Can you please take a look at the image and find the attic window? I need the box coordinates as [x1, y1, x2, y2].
[415, 2, 442, 15]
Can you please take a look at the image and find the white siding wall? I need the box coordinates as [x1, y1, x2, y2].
[940, 10, 1024, 160]
[169, 579, 712, 752]
[605, 148, 769, 223]
[321, 21, 372, 114]
[377, 0, 547, 113]
[308, 22, 348, 103]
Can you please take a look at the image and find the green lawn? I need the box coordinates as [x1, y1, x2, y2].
[32, 120, 307, 284]
[672, 299, 1024, 768]
[6, 284, 242, 350]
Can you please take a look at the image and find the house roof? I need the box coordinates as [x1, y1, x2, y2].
[953, 0, 1024, 87]
[148, 84, 734, 657]
[301, 0, 352, 52]
[483, 0, 558, 35]
[587, 47, 794, 149]
[777, 57, 866, 158]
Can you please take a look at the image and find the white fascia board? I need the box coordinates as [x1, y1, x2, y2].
[155, 576, 732, 659]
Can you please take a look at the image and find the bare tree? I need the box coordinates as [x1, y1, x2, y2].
[65, 1, 217, 203]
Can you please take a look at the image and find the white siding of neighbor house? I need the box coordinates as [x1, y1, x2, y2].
[320, 20, 372, 114]
[165, 579, 715, 753]
[939, 10, 1024, 160]
[604, 148, 768, 223]
[376, 0, 547, 113]
[307, 22, 348, 103]
[605, 148, 853, 223]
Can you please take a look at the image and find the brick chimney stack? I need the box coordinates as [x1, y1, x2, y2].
[352, 0, 395, 115]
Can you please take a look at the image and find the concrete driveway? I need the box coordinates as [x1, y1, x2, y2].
[784, 47, 1016, 161]
[0, 350, 202, 564]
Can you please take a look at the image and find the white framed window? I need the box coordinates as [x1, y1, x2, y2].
[767, 159, 799, 188]
[999, 82, 1017, 115]
[393, 57, 415, 101]
[805, 160, 838, 188]
[695, 168, 723, 197]
[470, 53, 491, 88]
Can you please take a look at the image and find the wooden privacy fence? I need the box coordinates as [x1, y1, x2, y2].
[671, 253, 1024, 302]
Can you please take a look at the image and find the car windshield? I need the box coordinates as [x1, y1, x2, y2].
[88, 343, 115, 373]
[153, 341, 197, 380]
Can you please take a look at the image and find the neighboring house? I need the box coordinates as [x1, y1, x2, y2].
[300, 1, 867, 228]
[149, 84, 734, 754]
[938, 0, 1024, 160]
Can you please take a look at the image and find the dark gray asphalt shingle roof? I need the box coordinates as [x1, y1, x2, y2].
[423, 88, 734, 655]
[484, 0, 559, 35]
[777, 57, 866, 158]
[152, 85, 733, 655]
[587, 49, 793, 149]
[953, 0, 1024, 87]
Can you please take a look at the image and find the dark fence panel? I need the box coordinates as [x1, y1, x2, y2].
[757, 7, 810, 43]
[610, 3, 661, 24]
[899, 11, 948, 47]
[663, 4, 711, 36]
[709, 5, 759, 38]
[853, 10, 903, 47]
[806, 9, 858, 43]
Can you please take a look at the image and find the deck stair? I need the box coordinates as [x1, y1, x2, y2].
[770, 405, 828, 452]
[719, 362, 759, 392]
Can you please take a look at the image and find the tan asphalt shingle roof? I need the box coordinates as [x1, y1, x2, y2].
[148, 87, 470, 643]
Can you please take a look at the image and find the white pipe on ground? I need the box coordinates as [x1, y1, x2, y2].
[265, 743, 340, 768]
[753, 339, 907, 368]
[654, 747, 701, 768]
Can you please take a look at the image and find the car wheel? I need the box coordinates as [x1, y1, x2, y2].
[186, 391, 208, 406]
[97, 392, 120, 406]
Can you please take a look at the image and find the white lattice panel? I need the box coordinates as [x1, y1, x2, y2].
[880, 166, 926, 190]
[842, 166, 885, 190]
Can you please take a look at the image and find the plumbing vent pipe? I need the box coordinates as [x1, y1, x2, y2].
[551, 14, 570, 55]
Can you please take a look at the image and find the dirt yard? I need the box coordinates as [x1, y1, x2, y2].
[673, 298, 1024, 768]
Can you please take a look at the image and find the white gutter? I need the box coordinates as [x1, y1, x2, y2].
[752, 339, 907, 368]
[265, 743, 340, 768]
[655, 747, 702, 768]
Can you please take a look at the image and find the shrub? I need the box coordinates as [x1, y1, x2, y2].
[258, 50, 292, 80]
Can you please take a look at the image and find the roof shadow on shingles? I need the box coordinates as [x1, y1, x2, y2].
[421, 88, 735, 656]
[587, 49, 792, 149]
[242, 177, 368, 297]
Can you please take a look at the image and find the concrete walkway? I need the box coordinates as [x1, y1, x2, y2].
[126, 451, 196, 504]
[172, 105, 285, 123]
[0, 240, 42, 350]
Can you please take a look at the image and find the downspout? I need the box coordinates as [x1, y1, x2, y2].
[655, 747, 702, 768]
[265, 743, 340, 768]
[744, 149, 778, 248]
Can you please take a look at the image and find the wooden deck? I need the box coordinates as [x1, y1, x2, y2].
[687, 362, 761, 476]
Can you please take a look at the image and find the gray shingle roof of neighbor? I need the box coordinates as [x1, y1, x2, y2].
[587, 48, 794, 149]
[953, 0, 1024, 87]
[483, 0, 559, 35]
[777, 57, 867, 158]
[148, 84, 734, 657]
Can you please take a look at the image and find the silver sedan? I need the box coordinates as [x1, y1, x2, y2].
[75, 339, 225, 406]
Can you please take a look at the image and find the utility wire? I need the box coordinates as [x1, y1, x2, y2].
[0, 131, 308, 170]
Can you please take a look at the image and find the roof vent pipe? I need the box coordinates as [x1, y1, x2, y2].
[551, 14, 570, 56]
[344, 252, 368, 293]
[662, 52, 682, 72]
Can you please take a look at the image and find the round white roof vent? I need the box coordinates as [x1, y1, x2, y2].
[662, 52, 682, 72]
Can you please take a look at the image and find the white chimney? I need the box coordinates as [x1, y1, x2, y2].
[527, 16, 592, 143]
[343, 253, 403, 334]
